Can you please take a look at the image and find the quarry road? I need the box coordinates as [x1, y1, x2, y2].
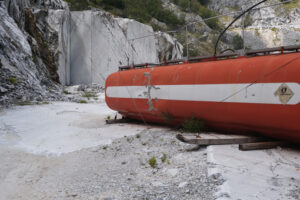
[0, 101, 218, 200]
[0, 98, 299, 200]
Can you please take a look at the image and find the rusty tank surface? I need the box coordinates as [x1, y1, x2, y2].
[105, 46, 300, 143]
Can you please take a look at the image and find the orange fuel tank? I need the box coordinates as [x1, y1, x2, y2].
[105, 49, 300, 143]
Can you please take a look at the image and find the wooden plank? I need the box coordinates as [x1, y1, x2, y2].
[239, 141, 287, 151]
[176, 133, 264, 145]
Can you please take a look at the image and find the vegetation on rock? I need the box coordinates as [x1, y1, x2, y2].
[232, 35, 244, 50]
[79, 100, 87, 104]
[65, 0, 184, 28]
[8, 77, 18, 85]
[244, 15, 253, 28]
[172, 0, 221, 30]
[149, 156, 157, 168]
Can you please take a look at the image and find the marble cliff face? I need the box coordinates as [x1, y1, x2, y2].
[0, 0, 183, 104]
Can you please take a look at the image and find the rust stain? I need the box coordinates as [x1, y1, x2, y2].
[144, 72, 159, 112]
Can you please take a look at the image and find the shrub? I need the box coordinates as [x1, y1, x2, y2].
[205, 18, 221, 30]
[177, 0, 190, 11]
[244, 15, 253, 28]
[190, 0, 201, 13]
[63, 90, 70, 95]
[82, 91, 97, 98]
[232, 34, 244, 50]
[79, 100, 87, 104]
[182, 117, 205, 133]
[32, 56, 38, 64]
[198, 5, 213, 18]
[198, 6, 221, 30]
[8, 77, 18, 85]
[99, 0, 124, 9]
[17, 101, 32, 106]
[65, 0, 89, 11]
[197, 0, 210, 5]
[149, 156, 157, 168]
[161, 153, 167, 163]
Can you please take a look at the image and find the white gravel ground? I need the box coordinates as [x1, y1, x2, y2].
[0, 99, 219, 200]
[207, 145, 300, 200]
[0, 90, 299, 200]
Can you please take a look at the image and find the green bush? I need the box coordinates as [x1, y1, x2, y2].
[191, 0, 198, 11]
[149, 156, 157, 168]
[198, 6, 221, 30]
[197, 0, 210, 5]
[232, 34, 244, 50]
[206, 18, 221, 30]
[175, 0, 190, 11]
[182, 117, 205, 133]
[198, 6, 213, 19]
[32, 56, 38, 64]
[63, 90, 70, 95]
[8, 77, 18, 85]
[99, 0, 124, 9]
[161, 153, 167, 163]
[79, 100, 87, 104]
[65, 0, 89, 10]
[82, 91, 97, 98]
[244, 15, 253, 28]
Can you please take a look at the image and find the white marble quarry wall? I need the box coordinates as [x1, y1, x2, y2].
[89, 14, 159, 86]
[50, 10, 182, 86]
[69, 11, 93, 85]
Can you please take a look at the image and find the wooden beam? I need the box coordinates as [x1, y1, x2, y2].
[239, 141, 287, 151]
[176, 133, 264, 145]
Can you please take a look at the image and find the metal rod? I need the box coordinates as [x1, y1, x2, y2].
[242, 14, 246, 55]
[186, 25, 189, 60]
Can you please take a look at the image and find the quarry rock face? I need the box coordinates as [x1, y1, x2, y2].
[161, 0, 300, 55]
[208, 0, 300, 50]
[4, 0, 66, 26]
[64, 12, 160, 86]
[1, 0, 183, 105]
[156, 32, 183, 61]
[48, 10, 183, 86]
[0, 2, 61, 105]
[36, 5, 184, 86]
